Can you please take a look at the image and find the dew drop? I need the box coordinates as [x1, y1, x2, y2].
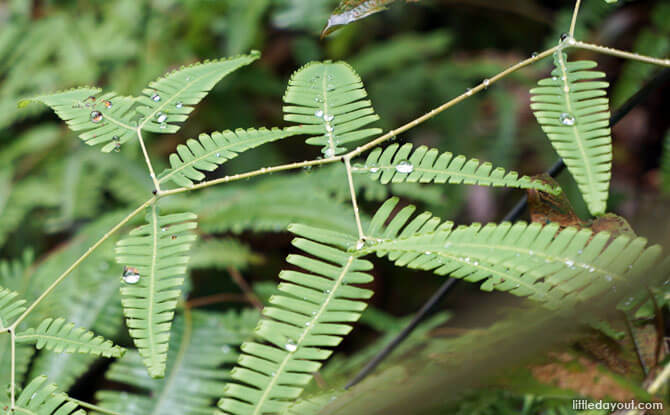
[156, 112, 168, 123]
[482, 79, 490, 89]
[160, 122, 167, 129]
[565, 260, 575, 267]
[324, 114, 334, 122]
[103, 100, 112, 109]
[465, 88, 473, 96]
[395, 160, 414, 174]
[531, 51, 538, 58]
[122, 266, 140, 284]
[324, 289, 332, 294]
[285, 340, 298, 352]
[221, 345, 231, 353]
[112, 135, 121, 152]
[324, 148, 335, 158]
[356, 240, 365, 250]
[175, 101, 183, 109]
[560, 32, 569, 42]
[151, 93, 161, 102]
[216, 153, 221, 158]
[588, 267, 595, 273]
[90, 111, 103, 123]
[369, 166, 380, 173]
[559, 113, 575, 126]
[315, 110, 324, 118]
[325, 124, 334, 132]
[304, 321, 311, 327]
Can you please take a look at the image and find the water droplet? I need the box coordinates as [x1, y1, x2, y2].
[565, 260, 574, 267]
[171, 235, 177, 240]
[304, 321, 311, 327]
[395, 160, 414, 174]
[370, 166, 380, 173]
[355, 240, 365, 250]
[473, 260, 479, 266]
[160, 122, 167, 129]
[560, 32, 569, 42]
[151, 93, 161, 102]
[90, 111, 103, 123]
[552, 76, 559, 81]
[122, 266, 140, 284]
[315, 110, 324, 118]
[103, 100, 112, 109]
[531, 51, 538, 58]
[588, 267, 595, 273]
[285, 340, 297, 352]
[324, 148, 335, 158]
[221, 345, 231, 353]
[465, 88, 473, 96]
[324, 289, 332, 294]
[216, 153, 221, 158]
[314, 97, 324, 103]
[482, 79, 490, 89]
[112, 135, 121, 152]
[559, 113, 575, 126]
[424, 251, 432, 255]
[175, 101, 183, 109]
[156, 112, 168, 123]
[324, 114, 334, 122]
[325, 124, 334, 132]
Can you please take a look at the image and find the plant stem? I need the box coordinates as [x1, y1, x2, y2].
[10, 329, 15, 410]
[344, 157, 365, 240]
[573, 41, 670, 67]
[9, 198, 154, 330]
[66, 397, 122, 415]
[569, 0, 582, 37]
[345, 45, 559, 159]
[159, 156, 342, 197]
[228, 267, 264, 311]
[137, 128, 161, 192]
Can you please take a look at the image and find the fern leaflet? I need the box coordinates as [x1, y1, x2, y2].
[95, 309, 258, 415]
[0, 287, 26, 328]
[355, 143, 559, 193]
[158, 128, 294, 187]
[531, 52, 612, 215]
[19, 88, 137, 152]
[360, 198, 663, 309]
[136, 52, 260, 133]
[283, 61, 381, 157]
[219, 225, 373, 415]
[15, 317, 124, 358]
[0, 375, 85, 415]
[115, 207, 198, 378]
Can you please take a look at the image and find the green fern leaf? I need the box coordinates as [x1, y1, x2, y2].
[136, 52, 260, 133]
[15, 317, 124, 357]
[283, 61, 381, 157]
[19, 88, 138, 152]
[361, 198, 663, 308]
[158, 128, 294, 187]
[219, 225, 373, 415]
[0, 375, 85, 415]
[0, 287, 27, 328]
[95, 309, 258, 415]
[530, 52, 612, 215]
[355, 143, 559, 193]
[115, 207, 198, 378]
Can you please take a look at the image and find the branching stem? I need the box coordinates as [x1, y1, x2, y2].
[573, 41, 670, 67]
[9, 197, 155, 329]
[569, 0, 582, 37]
[344, 157, 365, 240]
[66, 397, 123, 415]
[137, 128, 161, 192]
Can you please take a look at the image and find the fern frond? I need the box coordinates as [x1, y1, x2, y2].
[0, 287, 27, 328]
[136, 52, 260, 133]
[361, 198, 663, 308]
[158, 128, 293, 187]
[219, 225, 373, 415]
[531, 52, 612, 215]
[115, 207, 198, 377]
[283, 61, 381, 157]
[15, 317, 124, 357]
[19, 87, 138, 152]
[0, 376, 85, 415]
[95, 309, 258, 415]
[355, 143, 559, 193]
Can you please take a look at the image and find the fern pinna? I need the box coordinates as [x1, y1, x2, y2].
[218, 225, 373, 415]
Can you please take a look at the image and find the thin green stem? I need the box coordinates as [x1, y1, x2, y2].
[569, 0, 582, 37]
[345, 45, 559, 159]
[573, 41, 670, 67]
[344, 157, 365, 240]
[9, 197, 154, 330]
[66, 397, 122, 415]
[10, 329, 15, 410]
[158, 156, 342, 197]
[137, 128, 161, 192]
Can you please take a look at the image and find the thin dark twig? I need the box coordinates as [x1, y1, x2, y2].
[228, 267, 264, 311]
[622, 311, 649, 377]
[345, 67, 670, 390]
